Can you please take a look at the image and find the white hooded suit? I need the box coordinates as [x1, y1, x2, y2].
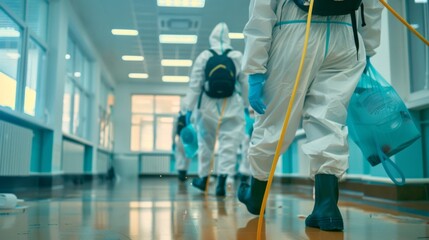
[185, 22, 249, 177]
[242, 0, 383, 180]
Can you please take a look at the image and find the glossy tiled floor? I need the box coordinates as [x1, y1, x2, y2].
[1, 177, 429, 240]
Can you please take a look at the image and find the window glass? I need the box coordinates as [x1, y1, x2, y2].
[74, 48, 83, 85]
[406, 1, 429, 93]
[139, 117, 154, 151]
[79, 94, 89, 138]
[24, 38, 46, 116]
[63, 34, 92, 139]
[98, 81, 114, 149]
[155, 117, 174, 151]
[72, 88, 81, 135]
[66, 37, 74, 77]
[27, 0, 48, 41]
[155, 95, 181, 113]
[83, 58, 91, 90]
[0, 8, 23, 110]
[132, 95, 153, 113]
[1, 0, 25, 20]
[130, 95, 182, 151]
[62, 79, 73, 133]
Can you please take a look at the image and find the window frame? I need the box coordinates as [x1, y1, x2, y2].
[405, 0, 429, 109]
[62, 33, 93, 139]
[130, 94, 181, 152]
[0, 1, 49, 118]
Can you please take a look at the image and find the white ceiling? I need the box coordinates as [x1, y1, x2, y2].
[70, 0, 250, 84]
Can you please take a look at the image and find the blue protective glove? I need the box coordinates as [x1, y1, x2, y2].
[185, 111, 192, 125]
[248, 73, 267, 114]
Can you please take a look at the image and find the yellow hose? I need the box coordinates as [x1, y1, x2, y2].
[379, 0, 429, 46]
[205, 98, 228, 195]
[256, 1, 315, 239]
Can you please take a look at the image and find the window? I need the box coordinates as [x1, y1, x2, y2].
[25, 38, 46, 116]
[406, 1, 429, 93]
[0, 8, 23, 110]
[62, 35, 93, 139]
[27, 0, 49, 41]
[131, 95, 181, 151]
[99, 80, 114, 149]
[0, 0, 25, 20]
[0, 2, 48, 118]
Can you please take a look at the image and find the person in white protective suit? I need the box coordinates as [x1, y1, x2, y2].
[172, 110, 191, 182]
[184, 22, 249, 196]
[238, 107, 255, 183]
[237, 0, 383, 231]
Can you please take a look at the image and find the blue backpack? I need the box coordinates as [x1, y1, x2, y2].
[203, 49, 236, 98]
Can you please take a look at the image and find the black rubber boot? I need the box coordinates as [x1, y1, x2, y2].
[178, 170, 187, 182]
[192, 176, 208, 192]
[305, 174, 344, 231]
[237, 177, 267, 215]
[216, 174, 228, 196]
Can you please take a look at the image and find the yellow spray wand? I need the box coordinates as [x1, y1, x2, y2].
[205, 98, 228, 195]
[256, 0, 315, 239]
[379, 0, 429, 46]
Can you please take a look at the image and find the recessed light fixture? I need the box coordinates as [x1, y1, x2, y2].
[161, 59, 193, 67]
[74, 72, 81, 78]
[162, 76, 189, 82]
[122, 55, 144, 61]
[229, 32, 244, 39]
[157, 0, 205, 8]
[65, 54, 71, 60]
[129, 73, 149, 79]
[111, 29, 139, 36]
[159, 34, 198, 44]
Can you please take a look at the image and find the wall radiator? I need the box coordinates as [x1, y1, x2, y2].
[0, 120, 33, 176]
[139, 153, 171, 174]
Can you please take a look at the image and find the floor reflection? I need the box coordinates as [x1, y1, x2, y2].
[0, 177, 428, 240]
[236, 217, 266, 240]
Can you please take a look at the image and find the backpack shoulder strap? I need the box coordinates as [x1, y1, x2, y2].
[208, 49, 218, 56]
[222, 49, 232, 56]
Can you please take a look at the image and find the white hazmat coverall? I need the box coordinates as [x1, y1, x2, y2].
[242, 0, 383, 180]
[185, 22, 249, 178]
[173, 115, 191, 172]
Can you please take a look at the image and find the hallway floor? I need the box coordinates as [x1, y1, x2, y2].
[1, 177, 429, 240]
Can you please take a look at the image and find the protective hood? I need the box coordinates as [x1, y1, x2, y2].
[209, 22, 232, 53]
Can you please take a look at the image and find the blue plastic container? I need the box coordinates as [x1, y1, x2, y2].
[180, 124, 198, 159]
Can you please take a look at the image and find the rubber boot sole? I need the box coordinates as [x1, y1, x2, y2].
[305, 216, 344, 231]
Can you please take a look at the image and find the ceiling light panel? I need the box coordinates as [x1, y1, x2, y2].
[122, 55, 144, 61]
[161, 59, 193, 67]
[157, 0, 205, 8]
[159, 34, 198, 44]
[228, 32, 244, 39]
[162, 76, 189, 82]
[111, 29, 139, 36]
[129, 73, 149, 79]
